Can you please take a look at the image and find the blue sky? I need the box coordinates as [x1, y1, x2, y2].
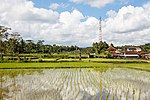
[32, 0, 148, 19]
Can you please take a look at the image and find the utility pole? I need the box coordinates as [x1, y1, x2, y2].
[79, 49, 82, 61]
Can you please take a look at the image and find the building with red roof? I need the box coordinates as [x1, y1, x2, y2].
[106, 46, 149, 59]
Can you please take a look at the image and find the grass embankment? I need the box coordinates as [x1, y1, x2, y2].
[84, 58, 149, 63]
[0, 62, 110, 69]
[0, 58, 150, 71]
[0, 60, 150, 72]
[32, 58, 149, 63]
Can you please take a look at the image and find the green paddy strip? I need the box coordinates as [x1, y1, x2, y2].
[0, 62, 109, 69]
[0, 62, 149, 72]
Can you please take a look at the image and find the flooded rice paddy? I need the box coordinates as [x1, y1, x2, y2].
[0, 67, 150, 100]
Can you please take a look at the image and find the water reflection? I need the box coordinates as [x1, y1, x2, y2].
[0, 68, 150, 100]
[0, 69, 43, 99]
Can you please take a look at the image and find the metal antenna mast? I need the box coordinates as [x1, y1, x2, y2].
[99, 17, 102, 42]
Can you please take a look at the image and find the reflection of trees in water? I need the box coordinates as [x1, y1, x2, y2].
[0, 69, 43, 99]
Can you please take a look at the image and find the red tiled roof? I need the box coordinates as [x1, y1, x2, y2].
[123, 51, 138, 55]
[107, 46, 117, 51]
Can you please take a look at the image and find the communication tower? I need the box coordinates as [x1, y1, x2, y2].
[99, 17, 102, 42]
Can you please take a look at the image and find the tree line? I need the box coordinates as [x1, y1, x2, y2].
[0, 25, 111, 55]
[0, 25, 80, 60]
[1, 25, 149, 60]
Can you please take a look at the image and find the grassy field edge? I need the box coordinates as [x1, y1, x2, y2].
[0, 61, 150, 72]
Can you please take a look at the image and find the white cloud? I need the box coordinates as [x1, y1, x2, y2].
[71, 0, 114, 8]
[103, 4, 150, 46]
[49, 3, 70, 10]
[49, 3, 60, 10]
[0, 0, 98, 47]
[42, 10, 99, 46]
[0, 0, 150, 47]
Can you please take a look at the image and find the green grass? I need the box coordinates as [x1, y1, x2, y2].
[115, 63, 150, 71]
[83, 58, 149, 63]
[0, 62, 110, 69]
[0, 61, 150, 72]
[0, 58, 150, 71]
[35, 58, 149, 63]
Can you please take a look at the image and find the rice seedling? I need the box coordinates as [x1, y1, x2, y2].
[138, 89, 141, 100]
[0, 67, 150, 100]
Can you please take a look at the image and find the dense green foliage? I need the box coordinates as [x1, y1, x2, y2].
[0, 33, 79, 54]
[0, 25, 80, 61]
[92, 41, 109, 54]
[140, 43, 150, 52]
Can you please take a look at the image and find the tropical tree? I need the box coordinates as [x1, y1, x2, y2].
[36, 40, 45, 53]
[8, 32, 21, 61]
[0, 26, 11, 60]
[9, 32, 21, 53]
[93, 42, 99, 54]
[140, 43, 150, 52]
[18, 39, 26, 54]
[93, 41, 109, 54]
[25, 40, 34, 54]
